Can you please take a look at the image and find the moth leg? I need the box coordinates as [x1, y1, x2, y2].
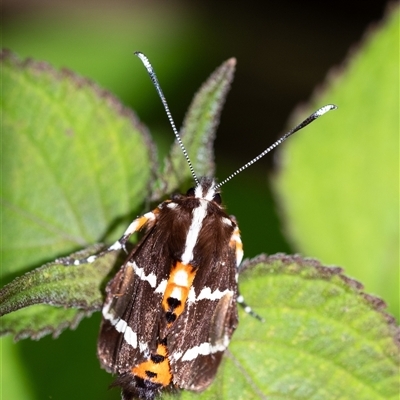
[108, 209, 159, 252]
[237, 293, 264, 322]
[65, 208, 159, 266]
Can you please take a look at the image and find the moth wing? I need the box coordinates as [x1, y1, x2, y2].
[168, 244, 238, 391]
[97, 223, 173, 375]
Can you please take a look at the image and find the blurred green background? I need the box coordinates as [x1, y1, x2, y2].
[2, 1, 395, 399]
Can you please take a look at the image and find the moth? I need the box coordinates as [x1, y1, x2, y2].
[72, 52, 336, 399]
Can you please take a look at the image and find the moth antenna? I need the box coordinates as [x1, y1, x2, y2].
[215, 104, 337, 189]
[135, 51, 199, 185]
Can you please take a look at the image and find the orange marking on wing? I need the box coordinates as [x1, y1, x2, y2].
[230, 227, 243, 266]
[162, 261, 196, 324]
[132, 344, 172, 386]
[231, 238, 243, 252]
[229, 227, 242, 248]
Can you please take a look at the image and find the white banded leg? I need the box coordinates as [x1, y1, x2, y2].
[237, 293, 264, 322]
[65, 210, 159, 266]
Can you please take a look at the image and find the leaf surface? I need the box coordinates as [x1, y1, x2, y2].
[273, 6, 399, 319]
[1, 50, 155, 282]
[181, 255, 400, 400]
[154, 58, 236, 198]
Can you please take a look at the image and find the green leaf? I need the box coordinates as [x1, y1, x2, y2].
[0, 246, 123, 340]
[180, 255, 399, 400]
[1, 50, 156, 283]
[154, 58, 236, 198]
[273, 7, 399, 319]
[1, 305, 89, 341]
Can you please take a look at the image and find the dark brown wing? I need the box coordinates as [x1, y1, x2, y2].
[167, 207, 239, 390]
[97, 203, 191, 375]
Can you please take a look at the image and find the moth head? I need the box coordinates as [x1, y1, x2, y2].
[186, 177, 222, 205]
